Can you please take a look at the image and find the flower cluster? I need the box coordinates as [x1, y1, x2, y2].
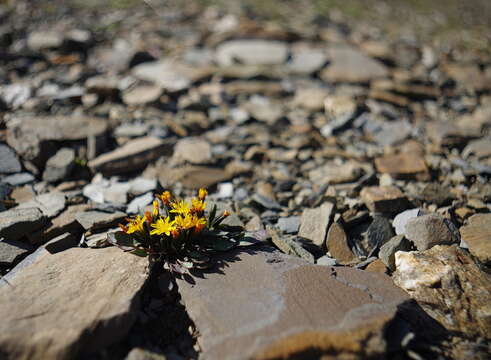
[110, 188, 235, 274]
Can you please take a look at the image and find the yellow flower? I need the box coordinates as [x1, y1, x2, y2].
[150, 216, 176, 236]
[198, 188, 208, 200]
[193, 215, 207, 233]
[174, 213, 195, 230]
[152, 200, 159, 216]
[126, 215, 145, 234]
[191, 198, 206, 213]
[158, 191, 172, 205]
[170, 200, 190, 215]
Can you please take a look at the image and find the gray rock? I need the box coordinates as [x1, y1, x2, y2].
[269, 228, 314, 263]
[88, 137, 172, 175]
[122, 85, 162, 106]
[1, 172, 35, 186]
[287, 46, 327, 75]
[176, 247, 408, 359]
[172, 137, 212, 165]
[42, 148, 76, 183]
[0, 84, 31, 110]
[0, 246, 148, 359]
[244, 95, 283, 125]
[463, 137, 491, 159]
[298, 202, 334, 247]
[216, 182, 234, 198]
[27, 31, 63, 50]
[129, 177, 157, 196]
[114, 123, 149, 138]
[251, 193, 282, 210]
[75, 211, 126, 231]
[293, 87, 329, 112]
[321, 45, 388, 83]
[316, 255, 337, 266]
[126, 192, 155, 215]
[6, 115, 107, 170]
[277, 216, 300, 234]
[365, 216, 395, 253]
[0, 238, 33, 268]
[420, 183, 454, 206]
[393, 208, 422, 235]
[0, 144, 22, 174]
[0, 207, 47, 241]
[308, 161, 363, 185]
[405, 214, 460, 251]
[378, 235, 412, 271]
[17, 192, 66, 218]
[215, 40, 288, 66]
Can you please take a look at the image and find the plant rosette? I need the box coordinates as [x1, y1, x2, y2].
[107, 188, 245, 275]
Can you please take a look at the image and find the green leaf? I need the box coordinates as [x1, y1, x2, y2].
[130, 248, 148, 257]
[208, 204, 217, 227]
[210, 237, 236, 251]
[107, 231, 135, 251]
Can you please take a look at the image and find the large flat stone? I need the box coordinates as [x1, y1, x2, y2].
[298, 202, 334, 247]
[6, 115, 107, 169]
[0, 246, 149, 360]
[0, 207, 47, 241]
[215, 40, 288, 66]
[459, 213, 491, 263]
[176, 248, 409, 359]
[88, 137, 173, 175]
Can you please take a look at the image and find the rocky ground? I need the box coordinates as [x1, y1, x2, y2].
[1, 0, 491, 359]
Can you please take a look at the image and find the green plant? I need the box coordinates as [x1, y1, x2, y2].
[108, 188, 243, 274]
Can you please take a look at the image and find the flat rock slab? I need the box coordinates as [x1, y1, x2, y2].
[459, 213, 491, 263]
[0, 246, 148, 360]
[177, 248, 408, 359]
[0, 207, 47, 241]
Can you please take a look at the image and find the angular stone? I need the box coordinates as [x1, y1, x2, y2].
[251, 193, 281, 210]
[0, 207, 47, 241]
[17, 192, 66, 218]
[326, 221, 357, 265]
[0, 238, 33, 268]
[0, 246, 148, 359]
[393, 245, 491, 338]
[269, 229, 314, 263]
[420, 183, 454, 206]
[42, 148, 76, 183]
[88, 137, 172, 175]
[298, 202, 334, 247]
[126, 192, 154, 215]
[459, 214, 491, 263]
[43, 204, 90, 240]
[309, 161, 363, 185]
[172, 137, 212, 165]
[75, 211, 126, 231]
[157, 165, 232, 190]
[287, 45, 327, 75]
[1, 172, 35, 186]
[215, 40, 288, 66]
[0, 144, 21, 174]
[393, 208, 422, 235]
[122, 85, 162, 106]
[177, 248, 409, 359]
[365, 216, 395, 253]
[293, 87, 329, 112]
[375, 153, 430, 180]
[378, 235, 412, 271]
[360, 186, 408, 213]
[6, 115, 107, 169]
[365, 259, 387, 274]
[277, 216, 300, 234]
[404, 214, 459, 251]
[321, 45, 388, 83]
[244, 95, 283, 125]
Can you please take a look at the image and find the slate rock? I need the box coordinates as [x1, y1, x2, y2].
[287, 45, 327, 75]
[17, 192, 66, 218]
[0, 246, 148, 360]
[1, 172, 35, 186]
[404, 214, 459, 251]
[176, 248, 408, 359]
[251, 193, 282, 211]
[365, 216, 395, 253]
[89, 137, 172, 175]
[360, 186, 408, 213]
[309, 161, 363, 185]
[0, 238, 33, 269]
[215, 40, 288, 66]
[157, 165, 231, 189]
[42, 148, 76, 183]
[269, 229, 314, 263]
[321, 45, 388, 83]
[75, 211, 126, 231]
[378, 235, 412, 271]
[393, 245, 491, 339]
[0, 207, 47, 241]
[6, 115, 107, 169]
[459, 214, 491, 263]
[326, 221, 357, 265]
[298, 202, 334, 247]
[420, 183, 454, 206]
[0, 144, 21, 174]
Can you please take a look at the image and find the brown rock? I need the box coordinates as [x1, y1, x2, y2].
[365, 259, 387, 274]
[172, 137, 212, 165]
[393, 245, 491, 339]
[298, 202, 334, 247]
[309, 161, 364, 185]
[0, 246, 148, 360]
[326, 222, 357, 265]
[375, 153, 430, 180]
[176, 248, 408, 360]
[460, 214, 491, 263]
[88, 137, 173, 175]
[360, 186, 408, 213]
[158, 165, 232, 189]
